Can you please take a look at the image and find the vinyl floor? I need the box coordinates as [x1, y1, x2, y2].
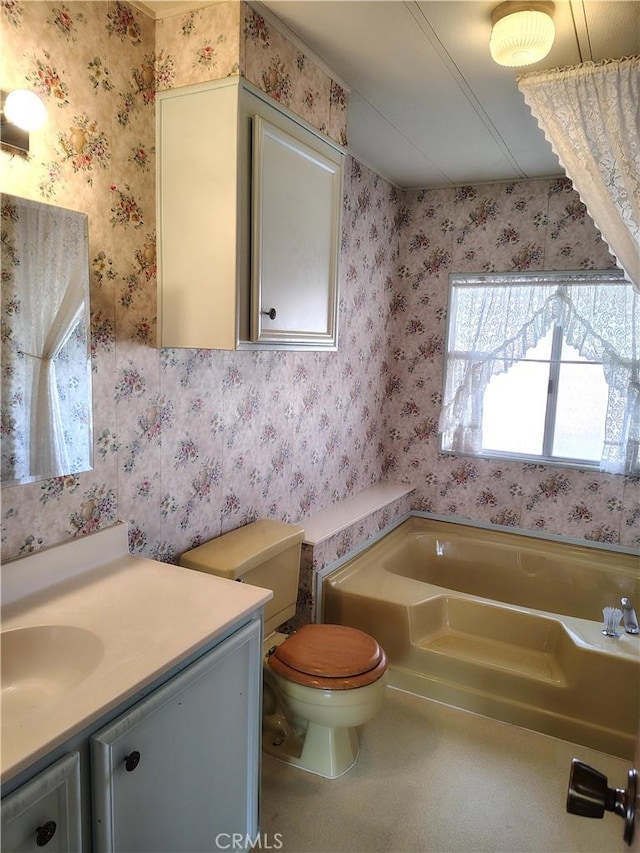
[260, 687, 632, 853]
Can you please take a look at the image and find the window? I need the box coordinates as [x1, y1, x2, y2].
[439, 271, 639, 475]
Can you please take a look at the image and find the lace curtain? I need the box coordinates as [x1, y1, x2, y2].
[518, 58, 640, 292]
[439, 272, 639, 476]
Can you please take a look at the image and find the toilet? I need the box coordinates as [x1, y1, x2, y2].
[180, 520, 388, 778]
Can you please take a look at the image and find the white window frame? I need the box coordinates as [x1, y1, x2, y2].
[439, 269, 631, 471]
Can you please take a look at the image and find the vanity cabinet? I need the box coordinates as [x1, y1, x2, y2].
[156, 77, 343, 351]
[1, 753, 82, 852]
[91, 620, 261, 853]
[1, 618, 262, 853]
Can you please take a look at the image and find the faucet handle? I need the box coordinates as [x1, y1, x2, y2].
[620, 598, 639, 635]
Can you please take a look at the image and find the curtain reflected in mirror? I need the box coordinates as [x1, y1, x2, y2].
[1, 194, 93, 486]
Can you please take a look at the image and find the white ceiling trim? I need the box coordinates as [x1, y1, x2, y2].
[130, 1, 212, 19]
[346, 93, 451, 188]
[407, 1, 528, 179]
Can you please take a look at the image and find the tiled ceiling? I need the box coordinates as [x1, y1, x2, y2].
[136, 0, 640, 189]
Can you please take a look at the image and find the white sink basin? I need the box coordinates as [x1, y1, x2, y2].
[1, 625, 104, 717]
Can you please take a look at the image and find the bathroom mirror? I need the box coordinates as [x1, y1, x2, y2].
[1, 194, 93, 486]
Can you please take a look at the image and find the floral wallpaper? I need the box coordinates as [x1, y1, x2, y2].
[1, 0, 637, 574]
[155, 2, 348, 144]
[384, 178, 639, 549]
[0, 0, 382, 564]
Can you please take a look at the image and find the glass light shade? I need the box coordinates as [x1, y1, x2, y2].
[490, 9, 555, 67]
[4, 89, 47, 131]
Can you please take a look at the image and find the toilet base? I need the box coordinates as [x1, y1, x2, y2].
[263, 712, 360, 779]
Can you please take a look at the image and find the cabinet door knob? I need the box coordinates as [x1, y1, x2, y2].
[124, 750, 141, 772]
[36, 820, 57, 846]
[262, 308, 277, 320]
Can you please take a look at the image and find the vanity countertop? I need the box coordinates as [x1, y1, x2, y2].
[1, 523, 271, 784]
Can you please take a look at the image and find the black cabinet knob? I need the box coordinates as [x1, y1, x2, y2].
[124, 750, 141, 772]
[36, 820, 57, 846]
[262, 308, 277, 320]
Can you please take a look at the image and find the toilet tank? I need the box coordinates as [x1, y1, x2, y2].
[179, 520, 305, 634]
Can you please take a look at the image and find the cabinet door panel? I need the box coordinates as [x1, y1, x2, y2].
[91, 621, 261, 853]
[251, 115, 341, 347]
[1, 753, 82, 853]
[157, 82, 241, 350]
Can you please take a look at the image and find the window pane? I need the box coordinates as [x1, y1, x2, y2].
[482, 360, 549, 454]
[553, 362, 608, 460]
[442, 271, 629, 470]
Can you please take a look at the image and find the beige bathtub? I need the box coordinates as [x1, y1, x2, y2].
[322, 516, 640, 759]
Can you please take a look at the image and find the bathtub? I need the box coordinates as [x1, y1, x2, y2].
[322, 516, 640, 759]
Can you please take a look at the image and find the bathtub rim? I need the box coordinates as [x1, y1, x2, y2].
[313, 510, 640, 624]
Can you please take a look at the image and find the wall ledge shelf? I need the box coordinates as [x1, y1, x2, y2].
[301, 482, 414, 546]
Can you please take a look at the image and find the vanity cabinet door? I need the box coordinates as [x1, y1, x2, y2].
[91, 620, 261, 853]
[1, 752, 82, 853]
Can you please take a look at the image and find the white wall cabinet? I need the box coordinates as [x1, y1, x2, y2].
[157, 77, 343, 351]
[91, 620, 261, 853]
[1, 753, 82, 853]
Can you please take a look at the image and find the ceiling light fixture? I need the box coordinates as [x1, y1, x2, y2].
[1, 89, 47, 154]
[490, 2, 555, 67]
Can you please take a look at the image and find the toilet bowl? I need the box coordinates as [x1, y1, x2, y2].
[180, 520, 388, 778]
[263, 624, 388, 777]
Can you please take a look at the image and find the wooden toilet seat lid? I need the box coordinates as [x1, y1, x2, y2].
[268, 624, 387, 689]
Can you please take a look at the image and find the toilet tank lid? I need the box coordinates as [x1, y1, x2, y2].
[179, 520, 305, 579]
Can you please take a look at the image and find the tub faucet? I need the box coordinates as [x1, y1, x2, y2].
[621, 598, 639, 635]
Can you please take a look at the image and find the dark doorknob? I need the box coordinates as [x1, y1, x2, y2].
[124, 750, 141, 772]
[566, 758, 637, 845]
[35, 820, 57, 846]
